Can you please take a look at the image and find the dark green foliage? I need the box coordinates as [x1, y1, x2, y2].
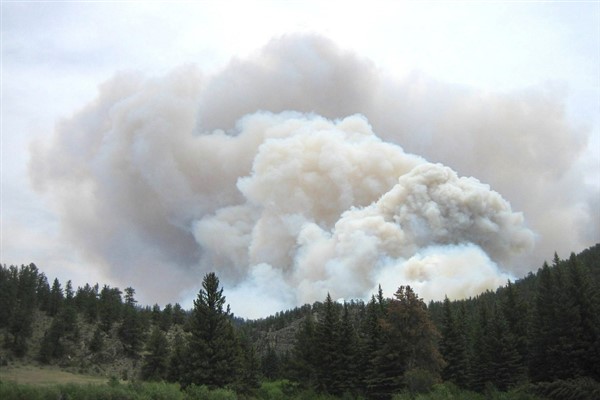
[529, 261, 556, 381]
[0, 265, 17, 328]
[98, 285, 122, 333]
[167, 331, 187, 383]
[261, 345, 281, 380]
[141, 326, 170, 381]
[531, 378, 600, 400]
[501, 280, 528, 376]
[235, 332, 261, 395]
[89, 327, 104, 353]
[487, 304, 523, 390]
[47, 278, 64, 317]
[440, 297, 469, 388]
[172, 302, 187, 325]
[314, 293, 341, 394]
[291, 312, 317, 387]
[6, 264, 43, 356]
[470, 303, 493, 392]
[335, 302, 359, 395]
[39, 305, 78, 363]
[361, 295, 385, 396]
[160, 303, 174, 331]
[369, 286, 444, 399]
[119, 288, 147, 357]
[74, 282, 99, 322]
[183, 272, 239, 389]
[565, 253, 600, 380]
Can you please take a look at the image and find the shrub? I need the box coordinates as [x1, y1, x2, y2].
[184, 384, 237, 400]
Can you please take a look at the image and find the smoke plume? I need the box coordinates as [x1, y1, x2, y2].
[30, 35, 597, 317]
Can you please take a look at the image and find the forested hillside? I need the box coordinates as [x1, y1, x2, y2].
[1, 244, 599, 399]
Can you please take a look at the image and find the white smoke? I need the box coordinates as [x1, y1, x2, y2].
[29, 35, 596, 317]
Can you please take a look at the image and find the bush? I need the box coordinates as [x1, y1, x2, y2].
[183, 384, 237, 400]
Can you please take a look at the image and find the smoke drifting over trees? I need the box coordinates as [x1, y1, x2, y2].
[29, 35, 597, 317]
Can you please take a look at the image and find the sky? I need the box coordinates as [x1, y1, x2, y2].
[1, 1, 599, 319]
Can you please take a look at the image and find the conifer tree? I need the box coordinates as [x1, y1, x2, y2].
[183, 272, 239, 389]
[470, 303, 494, 392]
[566, 253, 600, 379]
[361, 295, 385, 396]
[64, 280, 74, 305]
[98, 285, 122, 333]
[119, 287, 146, 356]
[167, 332, 186, 383]
[37, 274, 51, 314]
[160, 303, 173, 331]
[261, 344, 281, 380]
[292, 311, 317, 387]
[172, 303, 186, 325]
[48, 278, 64, 317]
[75, 283, 99, 323]
[488, 303, 523, 390]
[0, 265, 17, 328]
[314, 293, 341, 394]
[235, 332, 261, 395]
[370, 286, 443, 399]
[501, 280, 528, 375]
[440, 297, 469, 388]
[141, 326, 170, 381]
[336, 302, 359, 396]
[529, 261, 556, 382]
[9, 264, 41, 356]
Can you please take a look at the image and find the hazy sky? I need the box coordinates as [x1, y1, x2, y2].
[1, 1, 598, 318]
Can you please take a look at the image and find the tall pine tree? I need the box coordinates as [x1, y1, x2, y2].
[183, 272, 239, 389]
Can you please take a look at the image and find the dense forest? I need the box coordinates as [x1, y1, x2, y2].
[0, 244, 599, 399]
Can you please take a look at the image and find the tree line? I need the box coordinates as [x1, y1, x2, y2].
[1, 244, 599, 399]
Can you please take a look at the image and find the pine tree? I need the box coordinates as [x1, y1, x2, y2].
[529, 261, 556, 382]
[0, 265, 17, 329]
[160, 303, 173, 331]
[470, 303, 494, 392]
[488, 303, 523, 391]
[440, 297, 469, 388]
[119, 287, 146, 357]
[261, 344, 281, 380]
[235, 332, 261, 395]
[167, 332, 186, 383]
[336, 302, 359, 396]
[39, 305, 78, 363]
[292, 311, 317, 387]
[565, 253, 600, 379]
[98, 285, 122, 333]
[141, 326, 170, 381]
[9, 264, 41, 356]
[37, 274, 51, 315]
[65, 280, 74, 305]
[75, 283, 99, 323]
[501, 280, 528, 376]
[314, 293, 341, 394]
[172, 303, 186, 325]
[370, 286, 444, 399]
[183, 272, 239, 389]
[48, 278, 64, 317]
[361, 295, 385, 397]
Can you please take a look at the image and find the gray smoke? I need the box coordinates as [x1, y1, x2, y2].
[29, 34, 597, 317]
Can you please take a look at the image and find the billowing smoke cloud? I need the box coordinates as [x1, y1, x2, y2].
[30, 34, 597, 317]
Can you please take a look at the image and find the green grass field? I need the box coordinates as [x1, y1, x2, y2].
[0, 364, 107, 386]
